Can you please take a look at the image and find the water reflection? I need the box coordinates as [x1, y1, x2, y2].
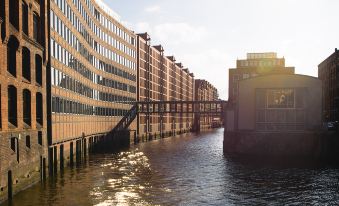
[90, 151, 152, 206]
[3, 129, 339, 205]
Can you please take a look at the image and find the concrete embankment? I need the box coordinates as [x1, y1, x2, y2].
[223, 131, 339, 159]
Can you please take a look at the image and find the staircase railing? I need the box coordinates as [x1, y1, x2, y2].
[109, 104, 138, 135]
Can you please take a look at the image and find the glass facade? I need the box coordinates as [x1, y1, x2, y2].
[51, 0, 137, 143]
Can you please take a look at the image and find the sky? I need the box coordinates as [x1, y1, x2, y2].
[103, 0, 339, 100]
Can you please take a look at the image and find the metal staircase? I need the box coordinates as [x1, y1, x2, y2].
[109, 104, 138, 135]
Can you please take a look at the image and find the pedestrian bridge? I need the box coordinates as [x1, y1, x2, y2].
[82, 100, 228, 155]
[111, 100, 228, 134]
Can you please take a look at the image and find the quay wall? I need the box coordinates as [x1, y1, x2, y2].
[223, 131, 339, 158]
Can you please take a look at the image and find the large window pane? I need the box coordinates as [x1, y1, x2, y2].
[22, 2, 28, 35]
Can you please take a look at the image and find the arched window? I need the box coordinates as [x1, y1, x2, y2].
[35, 54, 42, 85]
[8, 85, 17, 127]
[0, 0, 5, 19]
[7, 36, 19, 77]
[22, 47, 31, 81]
[36, 92, 43, 126]
[33, 13, 41, 43]
[9, 0, 19, 29]
[23, 89, 31, 126]
[26, 135, 31, 148]
[22, 1, 28, 35]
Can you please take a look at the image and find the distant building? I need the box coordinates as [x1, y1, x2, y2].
[318, 48, 339, 121]
[232, 74, 322, 132]
[228, 52, 295, 103]
[136, 33, 194, 140]
[194, 79, 220, 130]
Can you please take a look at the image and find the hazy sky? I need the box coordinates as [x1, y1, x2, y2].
[103, 0, 339, 100]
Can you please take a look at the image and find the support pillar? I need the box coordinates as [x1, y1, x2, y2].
[53, 146, 57, 175]
[60, 144, 64, 171]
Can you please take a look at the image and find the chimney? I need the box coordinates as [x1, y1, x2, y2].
[167, 56, 176, 62]
[137, 33, 150, 41]
[153, 45, 164, 52]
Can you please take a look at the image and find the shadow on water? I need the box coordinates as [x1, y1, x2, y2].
[225, 154, 339, 170]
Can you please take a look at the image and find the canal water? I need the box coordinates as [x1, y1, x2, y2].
[3, 129, 339, 205]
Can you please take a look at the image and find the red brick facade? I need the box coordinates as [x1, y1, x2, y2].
[0, 0, 48, 201]
[194, 79, 219, 130]
[136, 33, 194, 140]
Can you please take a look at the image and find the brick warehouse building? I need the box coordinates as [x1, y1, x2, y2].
[49, 0, 137, 169]
[228, 52, 295, 104]
[318, 48, 339, 122]
[0, 0, 49, 200]
[136, 33, 194, 140]
[194, 79, 219, 130]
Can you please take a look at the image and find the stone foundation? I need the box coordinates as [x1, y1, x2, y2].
[223, 131, 339, 158]
[0, 131, 47, 202]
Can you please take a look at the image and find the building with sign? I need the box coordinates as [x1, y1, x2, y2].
[224, 74, 322, 156]
[235, 74, 322, 131]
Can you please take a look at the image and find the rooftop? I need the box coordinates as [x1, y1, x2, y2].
[94, 0, 121, 23]
[246, 52, 278, 60]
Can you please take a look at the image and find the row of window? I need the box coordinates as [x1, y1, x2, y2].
[67, 58, 136, 83]
[7, 0, 41, 43]
[51, 0, 136, 67]
[22, 1, 42, 43]
[97, 59, 136, 82]
[51, 67, 136, 103]
[4, 85, 43, 128]
[238, 60, 284, 67]
[10, 132, 43, 164]
[82, 0, 135, 46]
[52, 96, 129, 117]
[7, 36, 43, 85]
[50, 39, 136, 93]
[97, 76, 136, 94]
[51, 16, 135, 79]
[50, 11, 136, 70]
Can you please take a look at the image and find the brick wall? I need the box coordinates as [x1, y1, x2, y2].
[0, 0, 48, 201]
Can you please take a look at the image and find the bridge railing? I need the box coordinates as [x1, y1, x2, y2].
[137, 100, 227, 115]
[109, 100, 227, 136]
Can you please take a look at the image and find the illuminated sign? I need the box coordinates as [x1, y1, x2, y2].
[267, 89, 295, 108]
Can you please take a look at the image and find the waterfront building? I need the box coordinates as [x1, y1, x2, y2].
[50, 0, 137, 166]
[0, 0, 49, 200]
[318, 48, 339, 122]
[228, 52, 295, 103]
[194, 79, 220, 130]
[136, 33, 194, 140]
[224, 74, 322, 156]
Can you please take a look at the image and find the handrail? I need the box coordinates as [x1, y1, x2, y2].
[109, 104, 138, 134]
